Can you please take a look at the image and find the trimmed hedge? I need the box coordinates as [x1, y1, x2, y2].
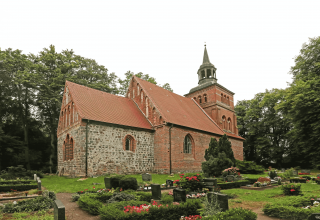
[2, 196, 54, 213]
[236, 160, 264, 174]
[99, 199, 202, 220]
[119, 177, 138, 190]
[290, 178, 307, 183]
[0, 183, 38, 192]
[0, 180, 35, 185]
[217, 180, 249, 189]
[77, 194, 103, 215]
[263, 196, 318, 219]
[202, 207, 257, 220]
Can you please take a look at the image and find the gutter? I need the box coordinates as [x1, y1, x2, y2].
[169, 124, 173, 174]
[86, 119, 89, 177]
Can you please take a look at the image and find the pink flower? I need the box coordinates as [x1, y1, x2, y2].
[93, 186, 95, 189]
[290, 189, 295, 192]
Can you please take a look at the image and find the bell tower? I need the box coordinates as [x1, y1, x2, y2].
[185, 45, 238, 135]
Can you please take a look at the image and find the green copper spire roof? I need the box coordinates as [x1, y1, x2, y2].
[202, 45, 211, 64]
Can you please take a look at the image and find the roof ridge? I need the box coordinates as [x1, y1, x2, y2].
[133, 76, 168, 123]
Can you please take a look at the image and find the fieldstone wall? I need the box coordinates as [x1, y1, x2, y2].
[86, 121, 154, 176]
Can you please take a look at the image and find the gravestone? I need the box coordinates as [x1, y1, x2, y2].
[166, 179, 174, 187]
[34, 174, 37, 181]
[292, 170, 298, 176]
[104, 177, 111, 189]
[308, 213, 320, 220]
[151, 184, 161, 200]
[37, 177, 40, 181]
[226, 175, 234, 182]
[301, 169, 311, 174]
[214, 192, 229, 212]
[203, 178, 217, 187]
[142, 173, 152, 182]
[54, 199, 65, 220]
[37, 180, 42, 190]
[173, 188, 186, 202]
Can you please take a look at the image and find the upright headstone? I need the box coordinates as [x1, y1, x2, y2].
[207, 192, 214, 203]
[37, 180, 42, 190]
[151, 184, 161, 200]
[104, 177, 112, 189]
[142, 173, 152, 182]
[34, 174, 37, 181]
[166, 179, 174, 187]
[173, 188, 186, 202]
[308, 213, 320, 220]
[203, 178, 217, 187]
[301, 169, 311, 174]
[54, 199, 65, 220]
[226, 175, 234, 182]
[37, 177, 40, 181]
[214, 193, 229, 212]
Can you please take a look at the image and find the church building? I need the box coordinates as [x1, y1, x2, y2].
[57, 46, 244, 177]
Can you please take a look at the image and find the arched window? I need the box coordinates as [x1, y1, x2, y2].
[204, 94, 207, 103]
[198, 96, 202, 104]
[183, 135, 192, 154]
[193, 97, 197, 101]
[207, 69, 211, 78]
[201, 70, 205, 79]
[137, 85, 140, 95]
[222, 116, 226, 129]
[228, 118, 232, 131]
[128, 93, 130, 99]
[72, 103, 75, 123]
[124, 135, 135, 152]
[64, 134, 74, 161]
[227, 97, 229, 105]
[65, 109, 67, 127]
[68, 106, 71, 126]
[61, 111, 64, 129]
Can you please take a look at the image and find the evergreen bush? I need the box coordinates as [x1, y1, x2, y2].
[202, 207, 257, 220]
[119, 177, 138, 190]
[77, 194, 103, 215]
[2, 196, 54, 213]
[235, 160, 264, 174]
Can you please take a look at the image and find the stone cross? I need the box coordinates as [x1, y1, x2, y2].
[151, 184, 161, 200]
[308, 213, 320, 220]
[54, 199, 65, 220]
[142, 173, 152, 182]
[104, 177, 111, 189]
[34, 174, 37, 181]
[173, 188, 186, 202]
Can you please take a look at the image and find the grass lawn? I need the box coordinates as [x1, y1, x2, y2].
[0, 209, 53, 220]
[41, 173, 181, 193]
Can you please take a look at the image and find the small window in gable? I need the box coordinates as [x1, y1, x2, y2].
[204, 94, 207, 103]
[183, 135, 192, 154]
[198, 96, 202, 104]
[137, 85, 140, 95]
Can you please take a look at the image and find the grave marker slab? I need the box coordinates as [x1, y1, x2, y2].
[142, 173, 152, 182]
[37, 180, 42, 190]
[166, 179, 174, 187]
[214, 193, 229, 212]
[301, 169, 311, 174]
[308, 213, 320, 220]
[173, 188, 186, 202]
[151, 184, 161, 200]
[54, 199, 65, 220]
[34, 174, 37, 181]
[292, 170, 298, 176]
[226, 175, 234, 182]
[104, 177, 111, 189]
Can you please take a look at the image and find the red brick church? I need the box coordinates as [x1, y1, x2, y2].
[57, 46, 244, 177]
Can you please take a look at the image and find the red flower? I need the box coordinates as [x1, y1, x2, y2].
[290, 189, 295, 192]
[93, 186, 95, 189]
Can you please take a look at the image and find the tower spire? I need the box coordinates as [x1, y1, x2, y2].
[196, 44, 217, 85]
[203, 44, 211, 64]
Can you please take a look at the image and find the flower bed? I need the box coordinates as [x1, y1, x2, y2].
[0, 182, 38, 192]
[217, 180, 249, 189]
[290, 178, 307, 183]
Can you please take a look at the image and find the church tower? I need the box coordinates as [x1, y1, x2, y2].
[185, 45, 238, 135]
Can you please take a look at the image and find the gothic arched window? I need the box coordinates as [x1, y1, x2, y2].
[204, 94, 207, 103]
[198, 96, 202, 104]
[222, 116, 226, 130]
[183, 135, 192, 154]
[64, 134, 74, 161]
[228, 118, 232, 131]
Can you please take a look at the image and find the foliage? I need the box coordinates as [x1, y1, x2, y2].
[77, 194, 103, 215]
[278, 168, 295, 179]
[277, 178, 282, 185]
[0, 182, 38, 192]
[118, 71, 173, 96]
[173, 173, 203, 192]
[136, 191, 153, 202]
[119, 177, 138, 190]
[2, 196, 54, 213]
[202, 152, 233, 177]
[217, 180, 249, 189]
[235, 160, 264, 174]
[71, 193, 80, 202]
[268, 170, 277, 179]
[201, 195, 221, 217]
[107, 192, 136, 203]
[42, 190, 56, 201]
[161, 194, 174, 204]
[253, 182, 261, 187]
[281, 184, 302, 196]
[202, 207, 257, 220]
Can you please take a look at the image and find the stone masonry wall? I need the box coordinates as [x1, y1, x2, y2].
[86, 121, 154, 176]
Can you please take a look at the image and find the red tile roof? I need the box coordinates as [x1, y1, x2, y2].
[134, 76, 244, 140]
[66, 81, 153, 130]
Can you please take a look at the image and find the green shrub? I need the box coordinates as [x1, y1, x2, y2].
[281, 184, 302, 196]
[95, 192, 113, 203]
[202, 207, 257, 220]
[202, 152, 233, 177]
[173, 173, 203, 192]
[119, 177, 138, 190]
[110, 175, 125, 189]
[161, 194, 173, 204]
[136, 191, 152, 202]
[72, 193, 80, 202]
[235, 160, 264, 174]
[77, 194, 103, 215]
[202, 195, 221, 217]
[269, 170, 277, 179]
[109, 200, 150, 210]
[42, 190, 56, 201]
[0, 182, 38, 192]
[2, 196, 54, 213]
[302, 175, 311, 180]
[107, 192, 135, 203]
[278, 168, 295, 179]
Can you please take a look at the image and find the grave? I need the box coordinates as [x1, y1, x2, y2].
[166, 179, 174, 187]
[281, 168, 285, 172]
[104, 177, 112, 189]
[317, 174, 320, 178]
[308, 213, 320, 220]
[301, 169, 311, 174]
[207, 192, 229, 211]
[226, 175, 234, 182]
[173, 188, 186, 202]
[151, 184, 161, 200]
[142, 173, 152, 182]
[34, 174, 37, 181]
[54, 199, 65, 220]
[292, 170, 298, 176]
[37, 180, 42, 191]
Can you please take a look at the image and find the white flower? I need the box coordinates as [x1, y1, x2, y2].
[13, 201, 17, 205]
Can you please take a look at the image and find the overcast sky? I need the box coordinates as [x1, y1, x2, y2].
[1, 0, 320, 104]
